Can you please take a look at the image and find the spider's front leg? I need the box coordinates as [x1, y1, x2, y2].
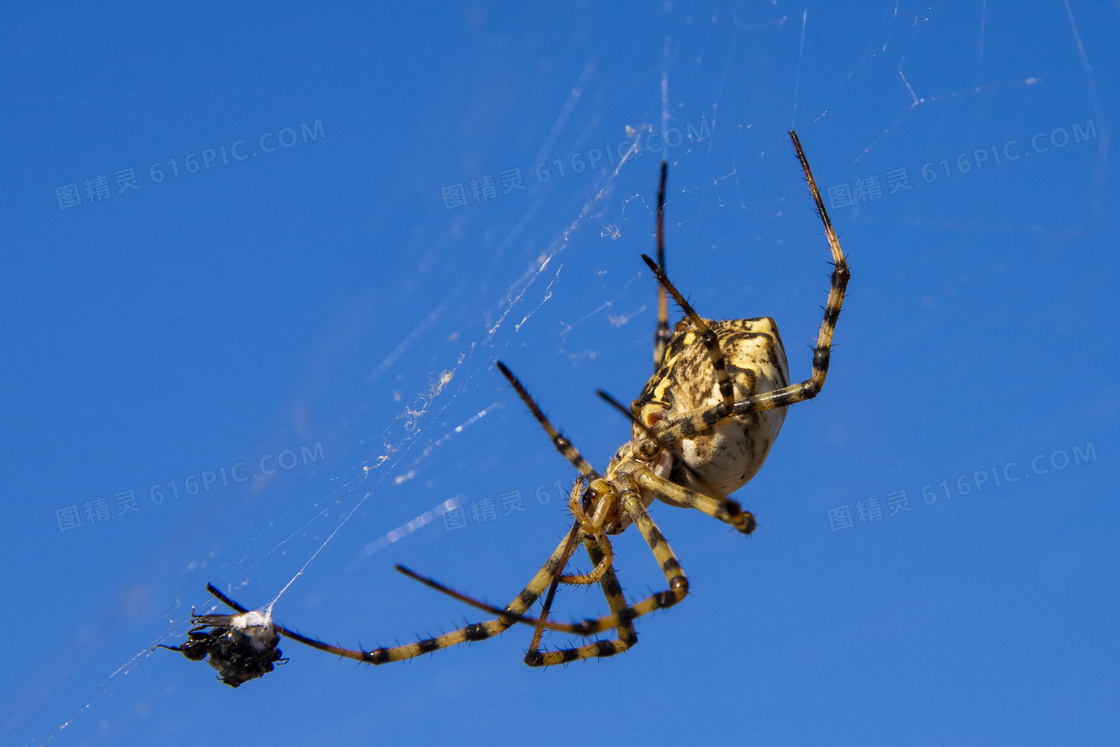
[652, 130, 849, 444]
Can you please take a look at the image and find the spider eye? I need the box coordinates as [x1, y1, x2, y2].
[639, 441, 658, 458]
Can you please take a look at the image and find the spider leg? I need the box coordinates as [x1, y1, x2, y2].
[649, 130, 849, 445]
[213, 522, 591, 665]
[394, 542, 638, 640]
[391, 565, 594, 635]
[527, 549, 566, 652]
[380, 485, 690, 647]
[558, 530, 613, 585]
[524, 531, 639, 666]
[653, 160, 672, 369]
[525, 509, 586, 653]
[497, 362, 618, 584]
[391, 518, 588, 636]
[641, 254, 735, 417]
[527, 476, 619, 652]
[393, 523, 613, 634]
[513, 484, 687, 661]
[633, 466, 756, 534]
[496, 361, 602, 482]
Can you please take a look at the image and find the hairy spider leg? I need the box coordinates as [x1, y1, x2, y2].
[403, 483, 690, 655]
[392, 516, 643, 664]
[649, 130, 849, 446]
[526, 505, 586, 655]
[633, 467, 755, 533]
[394, 524, 593, 637]
[524, 530, 639, 666]
[491, 359, 696, 650]
[526, 541, 568, 654]
[392, 535, 647, 653]
[530, 485, 690, 643]
[496, 360, 601, 482]
[202, 526, 597, 665]
[653, 160, 671, 369]
[529, 478, 624, 655]
[497, 359, 618, 585]
[395, 528, 646, 665]
[393, 552, 605, 639]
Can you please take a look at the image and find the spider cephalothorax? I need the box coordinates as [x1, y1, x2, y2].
[167, 130, 849, 680]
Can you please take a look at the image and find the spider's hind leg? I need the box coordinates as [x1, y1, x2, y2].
[397, 488, 683, 667]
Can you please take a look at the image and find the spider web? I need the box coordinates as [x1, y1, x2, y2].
[7, 2, 1113, 743]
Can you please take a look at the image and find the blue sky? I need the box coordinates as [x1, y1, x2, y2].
[2, 2, 1116, 745]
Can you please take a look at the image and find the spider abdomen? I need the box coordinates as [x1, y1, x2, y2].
[634, 317, 790, 497]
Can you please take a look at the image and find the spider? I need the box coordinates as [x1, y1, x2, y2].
[163, 130, 848, 679]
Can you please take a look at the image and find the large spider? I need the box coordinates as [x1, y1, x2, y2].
[163, 130, 848, 680]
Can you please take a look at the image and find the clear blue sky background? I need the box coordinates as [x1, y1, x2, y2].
[2, 3, 1116, 745]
